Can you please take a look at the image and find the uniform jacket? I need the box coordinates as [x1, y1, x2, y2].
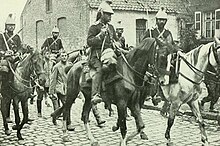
[49, 61, 69, 95]
[0, 32, 21, 53]
[142, 27, 174, 45]
[87, 22, 118, 58]
[41, 37, 64, 54]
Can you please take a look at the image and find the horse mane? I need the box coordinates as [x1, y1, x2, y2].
[184, 42, 213, 66]
[125, 38, 156, 73]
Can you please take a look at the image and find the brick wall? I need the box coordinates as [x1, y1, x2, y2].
[21, 0, 182, 50]
[21, 0, 90, 52]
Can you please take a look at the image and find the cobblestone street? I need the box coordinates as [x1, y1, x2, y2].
[0, 98, 220, 146]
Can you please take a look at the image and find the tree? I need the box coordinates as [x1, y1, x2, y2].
[179, 27, 199, 52]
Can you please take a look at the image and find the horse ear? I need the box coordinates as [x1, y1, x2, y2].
[214, 36, 220, 47]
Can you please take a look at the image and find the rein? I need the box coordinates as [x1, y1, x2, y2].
[7, 59, 44, 93]
[177, 44, 220, 85]
[118, 52, 156, 88]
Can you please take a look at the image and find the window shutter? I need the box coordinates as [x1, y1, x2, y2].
[195, 12, 201, 38]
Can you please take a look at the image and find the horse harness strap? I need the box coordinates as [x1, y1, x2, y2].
[7, 61, 36, 89]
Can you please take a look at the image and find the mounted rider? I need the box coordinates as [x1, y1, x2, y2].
[87, 1, 118, 104]
[0, 13, 22, 123]
[41, 26, 64, 63]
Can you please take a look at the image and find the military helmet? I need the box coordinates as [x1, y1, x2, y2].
[98, 1, 114, 14]
[156, 7, 168, 19]
[5, 14, 16, 25]
[52, 26, 59, 33]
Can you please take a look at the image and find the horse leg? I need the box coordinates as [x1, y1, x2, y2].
[188, 100, 209, 145]
[16, 100, 28, 140]
[165, 102, 181, 146]
[209, 95, 218, 112]
[81, 91, 99, 146]
[12, 99, 20, 130]
[127, 103, 147, 142]
[0, 97, 11, 135]
[62, 92, 78, 142]
[116, 101, 127, 146]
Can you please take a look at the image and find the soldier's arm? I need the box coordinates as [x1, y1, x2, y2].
[49, 65, 58, 95]
[142, 29, 151, 41]
[87, 25, 103, 47]
[166, 31, 174, 45]
[112, 25, 119, 41]
[41, 38, 49, 50]
[59, 39, 64, 50]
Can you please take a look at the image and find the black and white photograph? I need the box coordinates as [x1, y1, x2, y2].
[0, 0, 220, 145]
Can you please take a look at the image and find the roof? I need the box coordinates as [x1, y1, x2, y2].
[88, 0, 189, 14]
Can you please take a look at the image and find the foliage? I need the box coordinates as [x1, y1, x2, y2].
[179, 28, 199, 52]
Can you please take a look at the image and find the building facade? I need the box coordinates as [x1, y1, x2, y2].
[189, 0, 220, 40]
[21, 0, 190, 52]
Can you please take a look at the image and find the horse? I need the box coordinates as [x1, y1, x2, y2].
[61, 38, 157, 146]
[0, 48, 46, 140]
[200, 68, 220, 113]
[152, 37, 220, 146]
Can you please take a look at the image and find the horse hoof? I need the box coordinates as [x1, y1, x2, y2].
[18, 136, 24, 141]
[6, 118, 13, 123]
[91, 141, 99, 146]
[62, 135, 70, 142]
[112, 125, 119, 132]
[67, 125, 75, 131]
[97, 120, 106, 127]
[12, 125, 18, 130]
[140, 132, 148, 140]
[5, 130, 11, 135]
[166, 140, 173, 146]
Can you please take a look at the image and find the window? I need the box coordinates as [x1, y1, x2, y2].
[46, 0, 52, 13]
[195, 12, 201, 30]
[215, 9, 220, 38]
[216, 10, 220, 29]
[36, 20, 44, 49]
[205, 12, 215, 38]
[57, 17, 67, 36]
[136, 19, 147, 45]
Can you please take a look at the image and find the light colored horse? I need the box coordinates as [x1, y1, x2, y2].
[160, 37, 220, 146]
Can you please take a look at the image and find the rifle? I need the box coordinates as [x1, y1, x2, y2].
[67, 49, 83, 55]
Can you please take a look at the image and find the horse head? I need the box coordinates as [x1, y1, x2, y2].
[31, 49, 46, 86]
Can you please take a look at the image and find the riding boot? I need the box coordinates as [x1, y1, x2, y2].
[92, 105, 105, 126]
[37, 100, 42, 117]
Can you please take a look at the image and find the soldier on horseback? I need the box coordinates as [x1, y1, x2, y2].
[41, 26, 64, 63]
[142, 7, 179, 114]
[87, 2, 118, 104]
[0, 14, 22, 123]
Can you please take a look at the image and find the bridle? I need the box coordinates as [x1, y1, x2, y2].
[177, 43, 220, 85]
[7, 53, 45, 93]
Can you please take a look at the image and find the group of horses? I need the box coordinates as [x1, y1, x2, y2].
[1, 37, 220, 146]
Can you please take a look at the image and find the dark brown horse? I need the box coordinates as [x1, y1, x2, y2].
[61, 38, 157, 146]
[0, 49, 46, 140]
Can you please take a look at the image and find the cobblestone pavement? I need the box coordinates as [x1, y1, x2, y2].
[0, 98, 220, 146]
